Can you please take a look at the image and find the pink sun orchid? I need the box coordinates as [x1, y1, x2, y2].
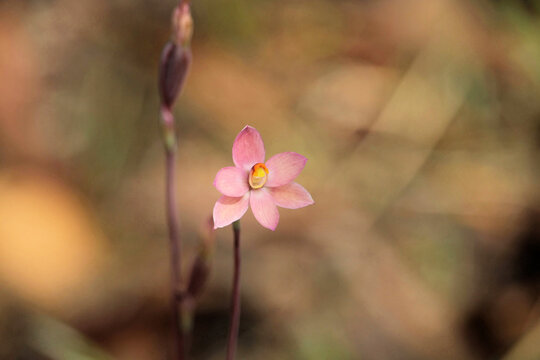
[213, 126, 314, 230]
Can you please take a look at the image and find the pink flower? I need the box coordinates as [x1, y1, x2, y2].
[213, 126, 314, 230]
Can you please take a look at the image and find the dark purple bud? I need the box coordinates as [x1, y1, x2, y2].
[186, 217, 215, 299]
[187, 255, 209, 299]
[158, 41, 192, 109]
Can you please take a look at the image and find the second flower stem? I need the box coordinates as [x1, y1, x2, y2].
[226, 220, 241, 360]
[162, 106, 185, 360]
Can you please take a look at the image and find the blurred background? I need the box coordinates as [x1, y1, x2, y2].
[0, 0, 539, 359]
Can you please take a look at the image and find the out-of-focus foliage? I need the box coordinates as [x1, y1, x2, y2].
[0, 0, 539, 359]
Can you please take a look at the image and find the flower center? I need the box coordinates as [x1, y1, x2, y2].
[249, 163, 269, 189]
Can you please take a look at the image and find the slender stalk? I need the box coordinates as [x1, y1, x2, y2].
[226, 220, 242, 360]
[162, 105, 185, 360]
[158, 1, 193, 357]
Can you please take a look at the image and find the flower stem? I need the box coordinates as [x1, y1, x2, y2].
[226, 220, 242, 360]
[162, 106, 186, 360]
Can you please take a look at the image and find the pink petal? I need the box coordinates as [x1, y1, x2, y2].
[265, 152, 307, 187]
[214, 167, 249, 197]
[213, 194, 250, 229]
[269, 182, 314, 209]
[232, 126, 265, 170]
[249, 189, 279, 231]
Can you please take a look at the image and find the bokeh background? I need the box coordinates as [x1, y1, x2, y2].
[1, 0, 540, 359]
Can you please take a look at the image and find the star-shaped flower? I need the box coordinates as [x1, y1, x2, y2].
[213, 126, 314, 230]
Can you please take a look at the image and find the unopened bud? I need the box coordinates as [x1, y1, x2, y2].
[187, 217, 215, 298]
[172, 3, 193, 46]
[187, 256, 208, 299]
[158, 41, 192, 108]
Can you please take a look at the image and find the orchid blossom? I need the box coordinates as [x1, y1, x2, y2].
[213, 126, 314, 230]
